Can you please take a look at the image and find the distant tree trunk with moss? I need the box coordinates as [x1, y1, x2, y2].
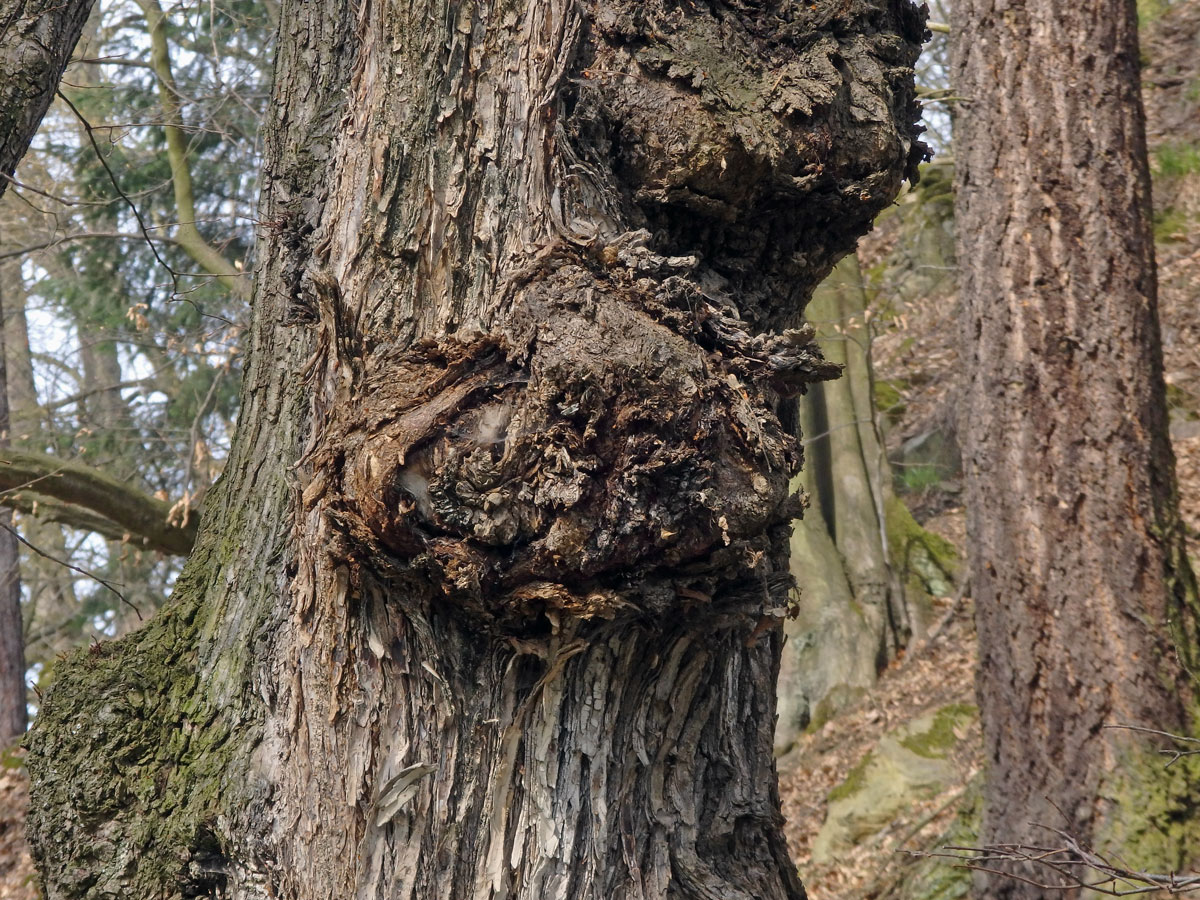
[954, 0, 1200, 894]
[0, 276, 24, 744]
[776, 253, 956, 751]
[25, 1, 926, 897]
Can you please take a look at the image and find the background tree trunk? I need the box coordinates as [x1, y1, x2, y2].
[778, 254, 906, 749]
[27, 1, 927, 898]
[0, 0, 99, 745]
[953, 0, 1200, 895]
[0, 274, 25, 744]
[777, 252, 955, 751]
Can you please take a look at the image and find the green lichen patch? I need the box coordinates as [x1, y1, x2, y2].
[886, 495, 960, 602]
[898, 704, 977, 760]
[1097, 743, 1200, 876]
[23, 552, 247, 900]
[805, 686, 871, 737]
[826, 751, 875, 805]
[874, 378, 908, 428]
[813, 705, 977, 863]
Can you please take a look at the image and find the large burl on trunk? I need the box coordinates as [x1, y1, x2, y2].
[26, 1, 924, 897]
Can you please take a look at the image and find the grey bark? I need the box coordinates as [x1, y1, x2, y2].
[2, 261, 38, 438]
[0, 270, 23, 744]
[954, 0, 1200, 895]
[26, 1, 927, 898]
[0, 0, 96, 199]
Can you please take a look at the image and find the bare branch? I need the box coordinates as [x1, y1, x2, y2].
[56, 89, 184, 296]
[42, 378, 156, 412]
[5, 488, 142, 542]
[132, 0, 250, 301]
[0, 522, 140, 621]
[0, 449, 198, 555]
[69, 55, 154, 70]
[0, 231, 180, 262]
[912, 826, 1200, 895]
[1103, 724, 1200, 767]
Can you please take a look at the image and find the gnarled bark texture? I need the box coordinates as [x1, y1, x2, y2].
[0, 0, 95, 197]
[27, 2, 925, 898]
[954, 1, 1200, 896]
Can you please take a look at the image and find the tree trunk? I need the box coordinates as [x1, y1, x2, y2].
[26, 1, 926, 898]
[953, 1, 1200, 895]
[0, 259, 83, 667]
[777, 254, 910, 749]
[816, 255, 906, 651]
[777, 252, 954, 750]
[0, 0, 96, 198]
[0, 272, 25, 744]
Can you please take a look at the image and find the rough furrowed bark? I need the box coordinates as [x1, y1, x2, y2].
[954, 0, 1200, 895]
[27, 1, 926, 898]
[0, 0, 96, 196]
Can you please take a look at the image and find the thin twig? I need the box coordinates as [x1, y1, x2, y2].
[0, 231, 180, 262]
[913, 823, 1200, 896]
[57, 90, 240, 323]
[1103, 723, 1200, 767]
[0, 522, 141, 622]
[56, 90, 184, 296]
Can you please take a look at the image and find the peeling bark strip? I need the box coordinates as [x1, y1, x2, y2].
[27, 2, 926, 899]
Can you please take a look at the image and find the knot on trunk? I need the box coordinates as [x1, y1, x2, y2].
[560, 0, 929, 326]
[307, 253, 833, 630]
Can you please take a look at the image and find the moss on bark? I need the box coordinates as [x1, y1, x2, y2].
[24, 0, 929, 896]
[885, 494, 959, 602]
[1096, 744, 1200, 875]
[25, 538, 251, 899]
